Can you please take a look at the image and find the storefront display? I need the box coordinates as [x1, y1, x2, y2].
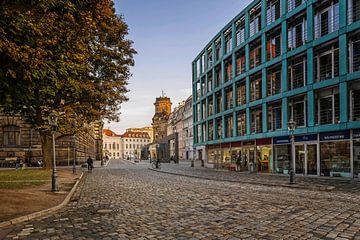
[256, 138, 272, 173]
[273, 136, 291, 174]
[352, 129, 360, 178]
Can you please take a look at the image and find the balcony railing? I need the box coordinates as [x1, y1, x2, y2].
[348, 2, 360, 24]
[288, 0, 306, 12]
[288, 25, 307, 50]
[314, 13, 339, 39]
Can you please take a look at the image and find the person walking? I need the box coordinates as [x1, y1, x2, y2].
[236, 153, 242, 172]
[87, 156, 93, 172]
[15, 157, 21, 171]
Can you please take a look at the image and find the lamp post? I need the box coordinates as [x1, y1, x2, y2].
[288, 119, 297, 184]
[48, 112, 58, 192]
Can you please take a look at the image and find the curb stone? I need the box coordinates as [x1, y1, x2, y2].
[0, 172, 84, 229]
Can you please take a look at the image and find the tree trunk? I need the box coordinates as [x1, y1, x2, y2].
[40, 133, 53, 169]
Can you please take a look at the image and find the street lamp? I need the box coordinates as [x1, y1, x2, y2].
[48, 112, 58, 192]
[288, 119, 297, 184]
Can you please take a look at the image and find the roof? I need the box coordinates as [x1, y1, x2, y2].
[102, 129, 121, 137]
[121, 131, 150, 139]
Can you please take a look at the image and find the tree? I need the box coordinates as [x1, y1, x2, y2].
[0, 0, 136, 168]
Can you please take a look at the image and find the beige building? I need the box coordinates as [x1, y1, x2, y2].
[126, 126, 153, 143]
[152, 96, 172, 142]
[183, 96, 194, 160]
[102, 129, 122, 159]
[167, 101, 185, 160]
[122, 131, 151, 159]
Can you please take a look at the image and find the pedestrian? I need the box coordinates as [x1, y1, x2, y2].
[236, 153, 241, 172]
[87, 156, 93, 172]
[15, 157, 20, 171]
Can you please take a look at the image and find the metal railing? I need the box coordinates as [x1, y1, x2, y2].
[316, 58, 339, 81]
[348, 3, 360, 24]
[314, 13, 339, 39]
[288, 25, 307, 50]
[288, 0, 306, 12]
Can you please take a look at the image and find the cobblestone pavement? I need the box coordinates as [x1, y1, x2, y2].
[2, 160, 360, 239]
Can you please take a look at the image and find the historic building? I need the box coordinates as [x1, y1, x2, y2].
[121, 131, 151, 159]
[126, 126, 154, 143]
[192, 0, 360, 178]
[0, 115, 99, 166]
[183, 96, 194, 160]
[102, 129, 122, 159]
[152, 95, 172, 142]
[167, 101, 185, 160]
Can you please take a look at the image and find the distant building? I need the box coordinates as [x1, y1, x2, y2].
[121, 131, 151, 159]
[183, 96, 193, 160]
[126, 126, 154, 143]
[152, 96, 171, 142]
[167, 101, 185, 160]
[102, 129, 122, 159]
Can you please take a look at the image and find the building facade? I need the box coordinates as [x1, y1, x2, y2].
[152, 96, 172, 142]
[126, 127, 154, 143]
[102, 129, 122, 159]
[122, 131, 151, 159]
[193, 0, 360, 178]
[183, 96, 194, 160]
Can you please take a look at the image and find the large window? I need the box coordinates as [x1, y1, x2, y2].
[288, 14, 307, 50]
[201, 53, 205, 74]
[288, 0, 306, 12]
[196, 104, 201, 122]
[288, 55, 307, 90]
[208, 120, 214, 141]
[215, 65, 222, 87]
[320, 140, 350, 177]
[236, 80, 246, 106]
[3, 125, 20, 146]
[201, 101, 206, 120]
[235, 49, 246, 76]
[250, 39, 262, 69]
[225, 114, 233, 138]
[196, 59, 200, 79]
[207, 73, 213, 92]
[208, 96, 213, 116]
[201, 77, 206, 96]
[349, 81, 360, 121]
[196, 82, 201, 100]
[314, 42, 339, 81]
[224, 28, 232, 55]
[349, 32, 360, 73]
[225, 58, 232, 82]
[215, 38, 222, 62]
[249, 3, 261, 37]
[251, 107, 263, 133]
[237, 111, 246, 136]
[267, 29, 281, 60]
[274, 144, 291, 174]
[225, 86, 233, 110]
[267, 64, 281, 96]
[216, 117, 222, 139]
[207, 46, 213, 69]
[348, 0, 360, 24]
[215, 91, 222, 114]
[315, 87, 340, 125]
[314, 0, 339, 38]
[250, 72, 262, 102]
[236, 17, 245, 46]
[268, 102, 282, 131]
[267, 0, 281, 25]
[289, 95, 307, 127]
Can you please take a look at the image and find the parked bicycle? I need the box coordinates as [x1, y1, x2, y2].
[151, 159, 161, 169]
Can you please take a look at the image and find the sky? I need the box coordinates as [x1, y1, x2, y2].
[107, 0, 252, 134]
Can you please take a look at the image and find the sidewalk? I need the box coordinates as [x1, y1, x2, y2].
[151, 161, 360, 193]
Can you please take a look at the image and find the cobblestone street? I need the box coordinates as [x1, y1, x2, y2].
[2, 160, 360, 239]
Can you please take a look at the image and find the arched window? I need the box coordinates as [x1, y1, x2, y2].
[3, 125, 20, 146]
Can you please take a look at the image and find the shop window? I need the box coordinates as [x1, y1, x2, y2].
[215, 38, 222, 62]
[274, 144, 291, 174]
[348, 0, 360, 24]
[314, 42, 339, 81]
[236, 17, 245, 46]
[3, 125, 20, 147]
[288, 0, 306, 12]
[250, 3, 262, 37]
[235, 49, 246, 76]
[237, 111, 246, 136]
[267, 29, 281, 60]
[207, 73, 213, 92]
[224, 58, 232, 82]
[215, 65, 222, 87]
[289, 95, 307, 127]
[314, 0, 339, 39]
[267, 0, 281, 25]
[236, 80, 246, 106]
[349, 32, 360, 73]
[288, 55, 307, 90]
[251, 107, 263, 134]
[350, 81, 360, 121]
[268, 102, 282, 131]
[288, 13, 307, 50]
[353, 139, 360, 178]
[320, 141, 350, 177]
[216, 117, 222, 139]
[225, 86, 233, 110]
[225, 114, 233, 138]
[267, 64, 281, 96]
[208, 96, 213, 116]
[224, 28, 232, 55]
[250, 72, 262, 102]
[215, 91, 222, 114]
[208, 120, 214, 141]
[207, 46, 213, 68]
[250, 39, 262, 69]
[315, 87, 340, 125]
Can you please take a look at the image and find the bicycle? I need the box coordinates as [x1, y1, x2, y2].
[151, 160, 161, 169]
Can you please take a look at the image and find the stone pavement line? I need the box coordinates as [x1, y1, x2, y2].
[0, 172, 84, 229]
[148, 167, 336, 192]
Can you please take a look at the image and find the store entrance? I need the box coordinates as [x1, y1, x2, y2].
[295, 143, 318, 175]
[243, 147, 255, 172]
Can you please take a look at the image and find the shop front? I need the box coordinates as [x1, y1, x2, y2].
[294, 134, 318, 176]
[319, 131, 351, 177]
[273, 136, 291, 174]
[353, 129, 360, 178]
[242, 141, 255, 172]
[256, 138, 272, 173]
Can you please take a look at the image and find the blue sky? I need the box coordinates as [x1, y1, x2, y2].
[107, 0, 252, 134]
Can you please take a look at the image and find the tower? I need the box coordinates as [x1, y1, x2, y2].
[152, 95, 172, 142]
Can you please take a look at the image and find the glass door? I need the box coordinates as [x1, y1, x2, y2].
[307, 144, 318, 175]
[295, 145, 305, 174]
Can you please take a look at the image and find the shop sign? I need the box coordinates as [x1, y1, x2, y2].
[353, 129, 360, 139]
[319, 131, 350, 142]
[242, 140, 255, 146]
[273, 136, 290, 145]
[230, 141, 242, 147]
[295, 134, 317, 142]
[256, 138, 272, 145]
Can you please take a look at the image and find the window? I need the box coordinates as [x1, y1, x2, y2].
[225, 114, 233, 138]
[201, 53, 205, 73]
[125, 144, 128, 149]
[197, 125, 202, 143]
[208, 96, 214, 116]
[215, 65, 222, 87]
[288, 14, 307, 50]
[289, 95, 307, 127]
[288, 0, 306, 11]
[216, 117, 222, 139]
[267, 64, 281, 96]
[251, 107, 263, 134]
[202, 101, 206, 120]
[3, 125, 20, 146]
[104, 143, 107, 149]
[250, 39, 262, 69]
[201, 77, 206, 96]
[236, 17, 245, 46]
[196, 59, 201, 79]
[207, 46, 213, 68]
[267, 0, 281, 25]
[349, 32, 360, 73]
[225, 58, 232, 82]
[288, 55, 307, 90]
[250, 4, 261, 37]
[267, 29, 281, 60]
[117, 144, 119, 150]
[314, 42, 339, 81]
[348, 0, 360, 24]
[315, 87, 340, 125]
[268, 102, 282, 131]
[314, 0, 339, 38]
[236, 80, 246, 106]
[215, 38, 222, 61]
[224, 28, 232, 54]
[235, 49, 246, 76]
[237, 111, 246, 136]
[350, 81, 360, 121]
[250, 72, 262, 102]
[215, 91, 222, 113]
[196, 81, 200, 100]
[196, 103, 200, 122]
[208, 120, 214, 141]
[225, 86, 233, 110]
[207, 73, 213, 92]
